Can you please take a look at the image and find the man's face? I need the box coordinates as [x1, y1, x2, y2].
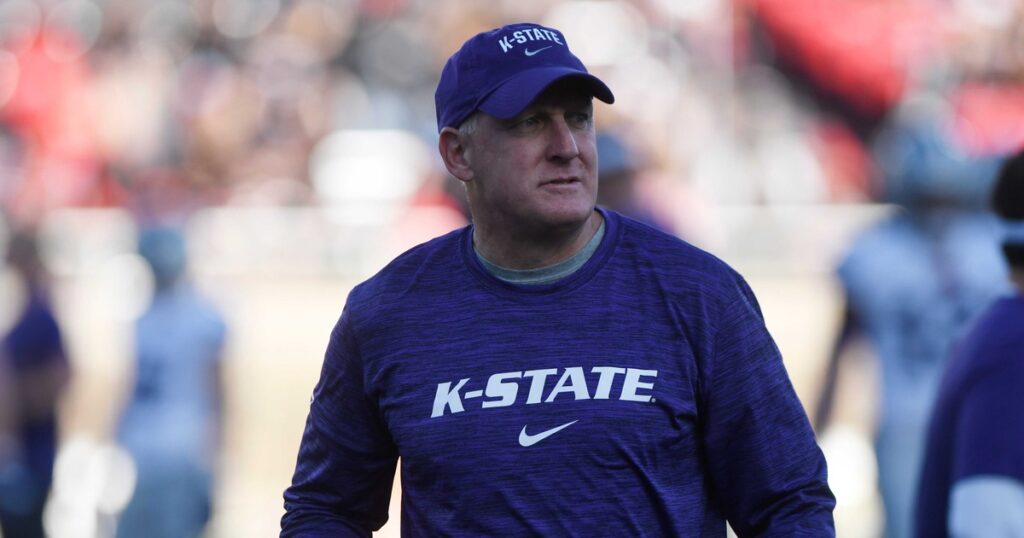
[463, 80, 597, 235]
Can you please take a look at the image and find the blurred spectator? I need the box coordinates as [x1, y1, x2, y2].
[915, 148, 1024, 537]
[595, 130, 672, 231]
[814, 95, 1010, 538]
[115, 226, 227, 538]
[0, 230, 71, 538]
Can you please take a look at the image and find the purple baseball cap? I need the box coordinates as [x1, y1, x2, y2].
[435, 23, 614, 132]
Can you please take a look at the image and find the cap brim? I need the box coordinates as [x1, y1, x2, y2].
[478, 67, 614, 120]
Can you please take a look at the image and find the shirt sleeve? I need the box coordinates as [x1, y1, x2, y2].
[281, 307, 399, 537]
[951, 355, 1024, 480]
[3, 300, 67, 370]
[946, 356, 1024, 535]
[948, 476, 1024, 537]
[701, 274, 836, 536]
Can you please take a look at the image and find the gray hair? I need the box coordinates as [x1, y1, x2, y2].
[458, 113, 479, 137]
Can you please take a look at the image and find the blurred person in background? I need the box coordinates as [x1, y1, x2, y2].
[915, 148, 1024, 537]
[0, 230, 71, 538]
[115, 226, 227, 538]
[282, 22, 834, 537]
[814, 95, 1010, 538]
[595, 131, 672, 232]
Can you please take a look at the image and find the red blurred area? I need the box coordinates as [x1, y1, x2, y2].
[952, 82, 1024, 156]
[1, 28, 124, 225]
[749, 0, 946, 118]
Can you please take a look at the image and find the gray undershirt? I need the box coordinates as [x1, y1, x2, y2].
[476, 220, 606, 285]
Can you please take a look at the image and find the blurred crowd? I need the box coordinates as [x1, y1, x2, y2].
[1, 0, 1024, 537]
[0, 0, 1017, 229]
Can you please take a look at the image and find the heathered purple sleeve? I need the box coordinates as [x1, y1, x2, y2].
[951, 351, 1024, 483]
[700, 274, 835, 536]
[281, 307, 399, 537]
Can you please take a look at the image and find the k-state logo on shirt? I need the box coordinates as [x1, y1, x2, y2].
[431, 366, 658, 418]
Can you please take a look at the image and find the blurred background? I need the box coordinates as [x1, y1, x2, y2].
[0, 0, 1022, 536]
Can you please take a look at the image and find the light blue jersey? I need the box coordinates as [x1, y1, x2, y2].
[117, 285, 226, 538]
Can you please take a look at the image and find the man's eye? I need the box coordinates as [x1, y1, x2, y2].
[569, 112, 592, 127]
[511, 116, 543, 132]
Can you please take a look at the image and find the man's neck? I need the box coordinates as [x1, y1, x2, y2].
[473, 210, 603, 270]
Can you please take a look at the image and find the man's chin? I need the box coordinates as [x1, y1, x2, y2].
[531, 204, 597, 231]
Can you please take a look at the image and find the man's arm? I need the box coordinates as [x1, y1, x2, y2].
[813, 302, 859, 433]
[281, 310, 399, 537]
[701, 275, 836, 536]
[946, 359, 1024, 537]
[18, 358, 71, 422]
[0, 355, 19, 464]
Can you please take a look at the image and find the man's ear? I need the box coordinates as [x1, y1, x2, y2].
[438, 127, 474, 183]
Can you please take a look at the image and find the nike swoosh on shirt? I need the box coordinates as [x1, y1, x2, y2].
[524, 46, 553, 57]
[518, 420, 579, 447]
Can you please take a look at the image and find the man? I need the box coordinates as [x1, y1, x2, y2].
[595, 131, 672, 232]
[813, 98, 1008, 538]
[0, 230, 71, 538]
[282, 23, 834, 536]
[915, 148, 1024, 537]
[116, 226, 227, 538]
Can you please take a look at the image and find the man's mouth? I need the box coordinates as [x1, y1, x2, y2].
[542, 177, 579, 186]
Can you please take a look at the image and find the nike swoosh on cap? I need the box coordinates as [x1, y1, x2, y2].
[524, 45, 553, 57]
[518, 420, 579, 447]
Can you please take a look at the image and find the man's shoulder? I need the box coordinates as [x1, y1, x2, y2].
[930, 299, 1024, 426]
[614, 212, 739, 284]
[605, 212, 756, 317]
[951, 297, 1024, 378]
[348, 226, 469, 307]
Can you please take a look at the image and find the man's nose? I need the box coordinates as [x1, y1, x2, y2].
[546, 117, 580, 162]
